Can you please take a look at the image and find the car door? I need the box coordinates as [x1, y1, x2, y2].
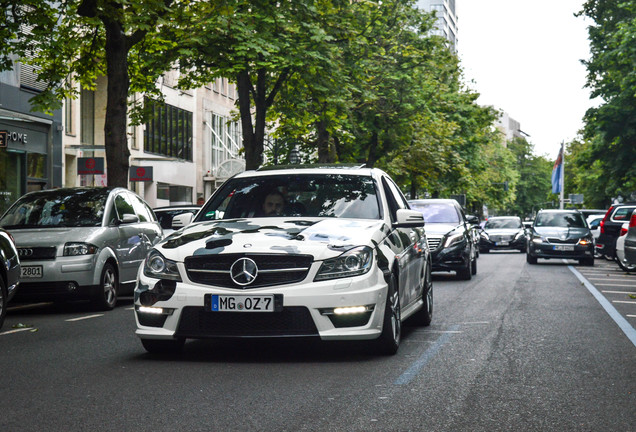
[112, 192, 144, 284]
[382, 176, 423, 308]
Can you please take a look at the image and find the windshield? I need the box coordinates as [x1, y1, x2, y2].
[535, 212, 586, 228]
[0, 188, 109, 228]
[409, 203, 459, 224]
[196, 174, 380, 221]
[484, 218, 522, 229]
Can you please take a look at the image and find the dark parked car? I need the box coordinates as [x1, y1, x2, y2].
[596, 202, 636, 259]
[526, 209, 594, 266]
[0, 227, 20, 329]
[479, 216, 527, 253]
[408, 199, 477, 280]
[622, 210, 636, 269]
[0, 187, 162, 309]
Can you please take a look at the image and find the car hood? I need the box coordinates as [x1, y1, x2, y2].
[422, 223, 463, 236]
[9, 227, 106, 248]
[156, 218, 388, 262]
[533, 226, 590, 238]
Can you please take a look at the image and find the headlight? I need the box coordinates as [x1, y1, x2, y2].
[532, 235, 544, 244]
[578, 237, 593, 246]
[64, 242, 98, 256]
[143, 250, 182, 281]
[314, 246, 373, 281]
[480, 232, 489, 240]
[444, 232, 465, 248]
[514, 231, 524, 240]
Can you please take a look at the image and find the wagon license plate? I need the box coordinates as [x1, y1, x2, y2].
[496, 241, 509, 246]
[21, 265, 43, 278]
[209, 294, 276, 312]
[553, 245, 574, 251]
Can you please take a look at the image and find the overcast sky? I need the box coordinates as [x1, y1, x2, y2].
[457, 0, 594, 160]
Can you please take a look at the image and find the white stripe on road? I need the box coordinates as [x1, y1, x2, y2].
[602, 290, 636, 295]
[569, 266, 636, 348]
[0, 327, 33, 336]
[595, 284, 636, 288]
[65, 314, 104, 322]
[7, 302, 53, 311]
[587, 278, 636, 282]
[612, 300, 636, 305]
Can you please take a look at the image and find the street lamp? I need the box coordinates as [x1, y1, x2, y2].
[289, 146, 301, 164]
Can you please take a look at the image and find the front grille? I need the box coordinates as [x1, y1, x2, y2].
[427, 237, 442, 250]
[17, 247, 57, 261]
[185, 253, 313, 288]
[489, 235, 515, 243]
[175, 306, 319, 338]
[546, 238, 578, 244]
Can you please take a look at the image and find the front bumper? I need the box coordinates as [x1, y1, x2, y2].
[480, 237, 526, 251]
[528, 242, 594, 260]
[134, 261, 389, 341]
[15, 255, 101, 301]
[430, 243, 469, 272]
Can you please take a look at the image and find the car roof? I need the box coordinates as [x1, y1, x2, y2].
[408, 198, 458, 204]
[239, 165, 379, 178]
[537, 209, 582, 214]
[153, 205, 200, 211]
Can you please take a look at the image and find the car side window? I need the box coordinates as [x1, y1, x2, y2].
[129, 193, 153, 222]
[114, 193, 136, 221]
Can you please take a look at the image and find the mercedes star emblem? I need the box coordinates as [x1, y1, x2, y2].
[230, 257, 258, 286]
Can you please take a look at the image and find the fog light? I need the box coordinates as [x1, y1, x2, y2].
[334, 306, 369, 315]
[67, 282, 78, 292]
[138, 306, 165, 315]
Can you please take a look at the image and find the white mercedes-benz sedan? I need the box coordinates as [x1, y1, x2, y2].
[134, 166, 433, 355]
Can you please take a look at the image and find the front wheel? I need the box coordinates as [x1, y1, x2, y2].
[374, 273, 401, 355]
[526, 253, 537, 264]
[616, 257, 635, 272]
[411, 265, 433, 326]
[92, 263, 118, 311]
[0, 277, 7, 330]
[457, 257, 472, 280]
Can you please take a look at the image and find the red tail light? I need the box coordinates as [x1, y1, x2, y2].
[600, 206, 614, 234]
[630, 211, 636, 229]
[620, 225, 628, 236]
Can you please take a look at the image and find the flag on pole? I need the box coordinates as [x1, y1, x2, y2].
[551, 145, 563, 194]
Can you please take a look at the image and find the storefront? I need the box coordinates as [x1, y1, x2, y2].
[0, 110, 62, 215]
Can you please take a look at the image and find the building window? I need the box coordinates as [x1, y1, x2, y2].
[80, 88, 94, 146]
[143, 99, 193, 161]
[65, 96, 75, 136]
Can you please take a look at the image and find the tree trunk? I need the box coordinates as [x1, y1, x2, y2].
[236, 69, 258, 170]
[316, 118, 333, 163]
[366, 131, 379, 167]
[103, 19, 130, 188]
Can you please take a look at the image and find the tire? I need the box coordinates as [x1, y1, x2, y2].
[0, 277, 7, 330]
[526, 253, 537, 264]
[617, 257, 636, 272]
[578, 258, 594, 266]
[481, 249, 490, 253]
[411, 265, 433, 326]
[92, 263, 118, 311]
[374, 273, 401, 355]
[457, 257, 472, 280]
[141, 338, 185, 354]
[471, 255, 477, 275]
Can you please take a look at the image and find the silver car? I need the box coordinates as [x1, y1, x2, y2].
[0, 187, 162, 310]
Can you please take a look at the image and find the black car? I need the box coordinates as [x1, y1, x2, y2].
[623, 209, 636, 267]
[479, 216, 527, 253]
[0, 227, 21, 329]
[408, 199, 477, 280]
[526, 209, 594, 266]
[596, 202, 636, 259]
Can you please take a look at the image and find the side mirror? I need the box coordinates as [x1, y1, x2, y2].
[466, 215, 479, 226]
[172, 212, 194, 230]
[394, 209, 425, 228]
[118, 214, 139, 225]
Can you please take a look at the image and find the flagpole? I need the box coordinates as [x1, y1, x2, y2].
[559, 142, 565, 209]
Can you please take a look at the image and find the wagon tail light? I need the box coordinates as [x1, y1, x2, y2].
[620, 226, 628, 236]
[599, 206, 614, 234]
[630, 212, 636, 229]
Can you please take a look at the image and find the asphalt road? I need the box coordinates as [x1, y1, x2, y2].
[1, 252, 635, 432]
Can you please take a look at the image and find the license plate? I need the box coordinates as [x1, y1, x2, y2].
[207, 294, 281, 312]
[21, 265, 43, 278]
[496, 241, 509, 246]
[553, 245, 574, 251]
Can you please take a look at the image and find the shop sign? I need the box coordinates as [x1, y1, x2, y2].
[78, 157, 105, 175]
[129, 166, 153, 182]
[0, 130, 6, 148]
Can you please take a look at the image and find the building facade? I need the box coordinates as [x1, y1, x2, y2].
[0, 61, 63, 216]
[417, 0, 458, 50]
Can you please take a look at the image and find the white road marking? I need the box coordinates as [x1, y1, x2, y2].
[0, 327, 33, 336]
[612, 300, 636, 305]
[65, 314, 104, 322]
[602, 290, 636, 295]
